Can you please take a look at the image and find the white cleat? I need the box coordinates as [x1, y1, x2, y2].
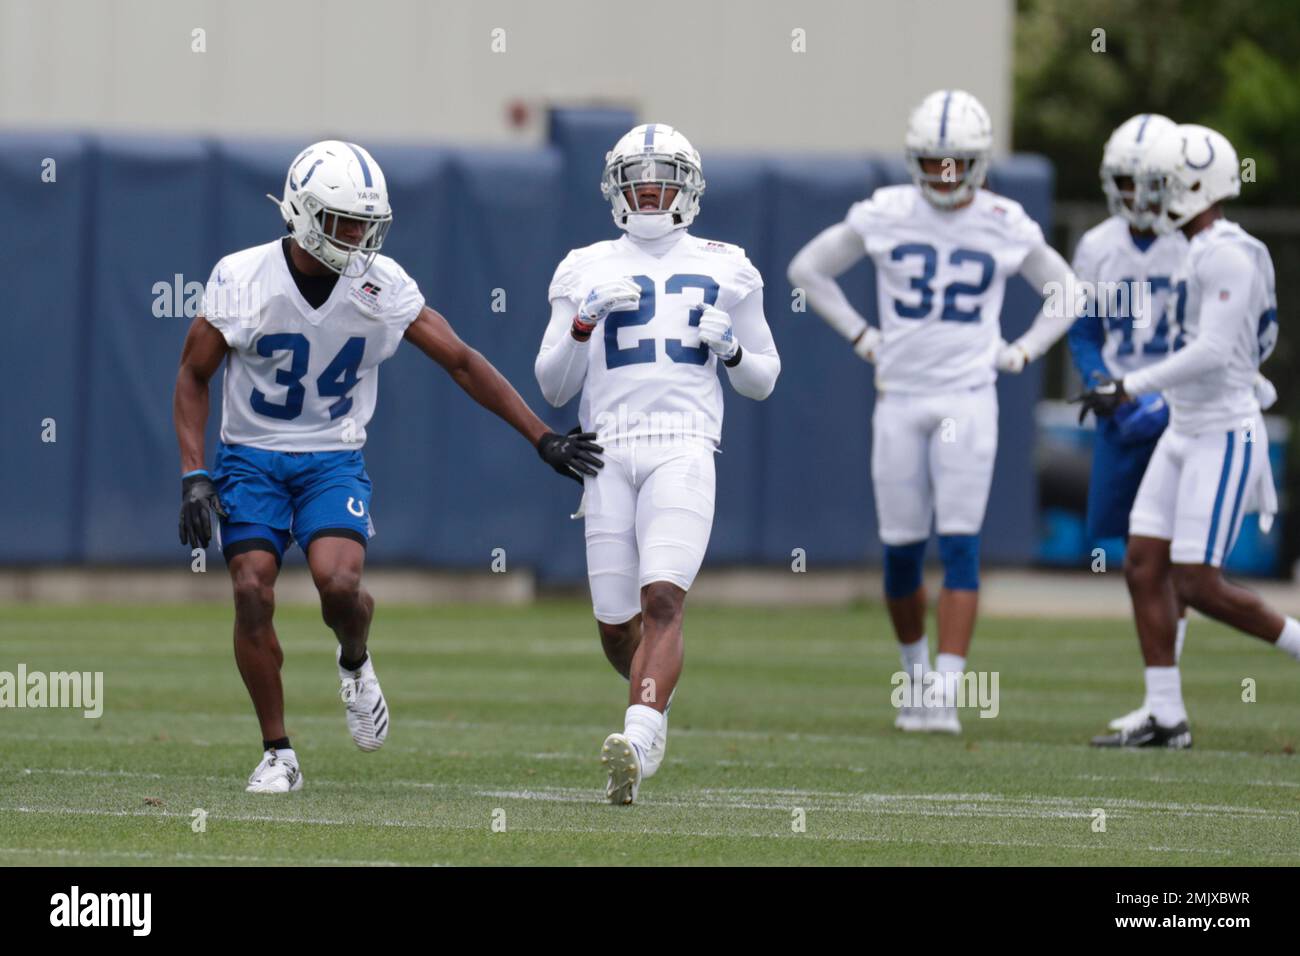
[600, 733, 642, 805]
[894, 672, 928, 731]
[894, 705, 928, 731]
[926, 706, 962, 735]
[338, 648, 389, 752]
[245, 749, 303, 793]
[922, 671, 962, 734]
[1108, 704, 1151, 733]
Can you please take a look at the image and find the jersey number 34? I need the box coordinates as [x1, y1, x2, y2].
[250, 333, 366, 421]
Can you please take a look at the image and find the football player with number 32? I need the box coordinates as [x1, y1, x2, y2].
[535, 124, 780, 804]
[174, 141, 601, 793]
[789, 90, 1086, 734]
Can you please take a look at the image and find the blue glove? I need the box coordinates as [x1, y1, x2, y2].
[1113, 393, 1169, 446]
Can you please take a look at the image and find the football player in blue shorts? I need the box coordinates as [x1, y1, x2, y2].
[1069, 116, 1275, 734]
[173, 140, 602, 792]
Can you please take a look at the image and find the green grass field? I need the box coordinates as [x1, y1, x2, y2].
[2, 601, 1298, 866]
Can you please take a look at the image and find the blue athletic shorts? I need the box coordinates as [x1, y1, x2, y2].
[211, 443, 374, 563]
[1086, 419, 1161, 541]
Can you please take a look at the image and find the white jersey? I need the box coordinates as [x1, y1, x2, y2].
[845, 185, 1044, 393]
[201, 239, 425, 451]
[547, 233, 764, 445]
[1071, 215, 1188, 376]
[1126, 220, 1276, 434]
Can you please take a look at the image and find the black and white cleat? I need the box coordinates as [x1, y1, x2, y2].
[1090, 715, 1192, 749]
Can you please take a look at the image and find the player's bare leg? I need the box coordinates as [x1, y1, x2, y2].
[1171, 564, 1285, 641]
[229, 550, 285, 741]
[629, 581, 684, 712]
[308, 535, 388, 751]
[936, 588, 978, 659]
[886, 587, 926, 645]
[229, 549, 304, 792]
[921, 587, 977, 734]
[922, 535, 983, 733]
[1124, 535, 1179, 666]
[602, 582, 683, 804]
[886, 584, 931, 731]
[307, 536, 373, 662]
[882, 541, 932, 730]
[598, 616, 642, 679]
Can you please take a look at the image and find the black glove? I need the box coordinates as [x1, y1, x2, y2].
[179, 471, 228, 549]
[1071, 377, 1129, 424]
[537, 429, 604, 484]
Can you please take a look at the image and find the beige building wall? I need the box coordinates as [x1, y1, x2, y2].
[0, 0, 1013, 153]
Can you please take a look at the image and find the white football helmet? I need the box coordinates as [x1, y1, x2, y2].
[268, 140, 392, 277]
[904, 90, 993, 209]
[1099, 114, 1177, 230]
[1136, 124, 1241, 235]
[600, 124, 705, 239]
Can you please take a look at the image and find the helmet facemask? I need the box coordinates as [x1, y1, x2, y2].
[299, 194, 392, 278]
[1102, 166, 1161, 231]
[1135, 170, 1184, 236]
[905, 150, 989, 209]
[602, 153, 704, 238]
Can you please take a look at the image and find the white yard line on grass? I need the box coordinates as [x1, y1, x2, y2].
[7, 719, 1298, 764]
[0, 808, 1275, 860]
[0, 846, 415, 866]
[7, 768, 1299, 826]
[12, 766, 1292, 814]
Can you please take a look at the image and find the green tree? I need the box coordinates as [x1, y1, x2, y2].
[1015, 0, 1300, 204]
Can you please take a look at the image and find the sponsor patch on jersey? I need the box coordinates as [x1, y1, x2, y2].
[349, 281, 383, 310]
[702, 240, 738, 255]
[1219, 289, 1231, 301]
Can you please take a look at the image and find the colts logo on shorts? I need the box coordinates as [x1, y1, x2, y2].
[347, 497, 366, 517]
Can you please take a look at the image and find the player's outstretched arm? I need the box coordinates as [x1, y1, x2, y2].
[787, 223, 878, 360]
[698, 291, 780, 400]
[404, 306, 603, 481]
[173, 315, 230, 548]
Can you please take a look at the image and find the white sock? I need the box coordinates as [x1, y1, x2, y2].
[899, 635, 931, 686]
[934, 653, 965, 707]
[270, 746, 297, 765]
[623, 704, 664, 771]
[1140, 619, 1191, 711]
[1144, 666, 1187, 726]
[1275, 617, 1300, 662]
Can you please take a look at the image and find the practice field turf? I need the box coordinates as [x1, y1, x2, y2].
[2, 601, 1298, 866]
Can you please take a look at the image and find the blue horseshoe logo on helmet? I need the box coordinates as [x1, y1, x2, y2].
[1185, 135, 1215, 170]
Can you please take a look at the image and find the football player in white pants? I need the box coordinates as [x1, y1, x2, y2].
[1070, 115, 1280, 735]
[535, 124, 780, 803]
[1082, 125, 1299, 748]
[174, 142, 601, 792]
[788, 90, 1085, 734]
